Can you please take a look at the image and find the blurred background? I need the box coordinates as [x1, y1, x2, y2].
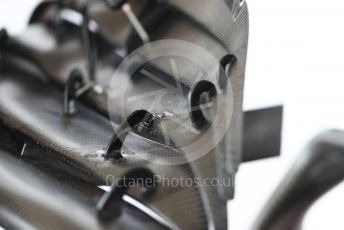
[1, 0, 343, 229]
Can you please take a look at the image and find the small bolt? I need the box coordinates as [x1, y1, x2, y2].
[93, 84, 104, 94]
